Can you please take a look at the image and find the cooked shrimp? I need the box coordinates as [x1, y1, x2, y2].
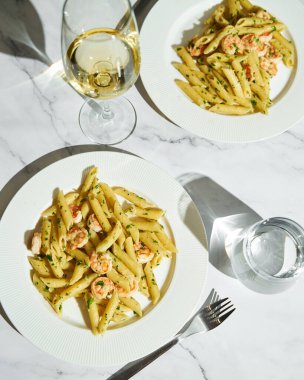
[87, 214, 102, 233]
[134, 241, 154, 264]
[259, 33, 272, 44]
[31, 232, 42, 255]
[256, 9, 271, 20]
[116, 277, 139, 298]
[91, 276, 115, 300]
[67, 226, 89, 250]
[221, 35, 244, 55]
[242, 34, 269, 57]
[69, 204, 82, 224]
[243, 64, 254, 82]
[90, 251, 112, 274]
[188, 36, 206, 57]
[265, 44, 282, 62]
[260, 57, 278, 76]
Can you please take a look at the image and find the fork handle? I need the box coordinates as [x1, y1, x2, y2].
[107, 337, 180, 380]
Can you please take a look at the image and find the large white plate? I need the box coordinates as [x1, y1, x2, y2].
[140, 0, 304, 143]
[0, 151, 208, 366]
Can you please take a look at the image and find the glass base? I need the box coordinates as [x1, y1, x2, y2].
[79, 97, 137, 145]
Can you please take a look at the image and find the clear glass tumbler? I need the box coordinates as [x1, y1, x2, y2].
[230, 217, 304, 293]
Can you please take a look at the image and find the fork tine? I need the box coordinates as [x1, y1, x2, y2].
[204, 297, 228, 312]
[213, 303, 234, 319]
[207, 304, 235, 323]
[215, 308, 236, 324]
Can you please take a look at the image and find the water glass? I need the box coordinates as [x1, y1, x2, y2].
[230, 217, 304, 293]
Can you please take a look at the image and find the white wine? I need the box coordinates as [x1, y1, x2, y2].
[65, 27, 140, 99]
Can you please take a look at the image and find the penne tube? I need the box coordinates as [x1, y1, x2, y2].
[79, 167, 97, 196]
[89, 229, 101, 247]
[173, 63, 204, 87]
[80, 200, 91, 220]
[132, 206, 165, 221]
[96, 221, 122, 253]
[155, 231, 178, 253]
[113, 201, 139, 244]
[175, 80, 210, 108]
[57, 190, 74, 231]
[236, 23, 286, 36]
[130, 218, 163, 233]
[98, 290, 119, 334]
[107, 269, 130, 292]
[231, 60, 252, 98]
[222, 68, 244, 98]
[32, 273, 54, 303]
[250, 82, 268, 102]
[69, 262, 88, 285]
[239, 0, 254, 11]
[247, 51, 264, 86]
[209, 104, 252, 115]
[85, 291, 100, 335]
[53, 273, 98, 313]
[41, 217, 52, 253]
[100, 182, 118, 210]
[124, 236, 137, 262]
[204, 25, 235, 54]
[144, 262, 160, 304]
[55, 213, 67, 251]
[113, 187, 152, 209]
[119, 296, 142, 317]
[48, 243, 64, 278]
[175, 46, 200, 72]
[41, 192, 79, 217]
[40, 277, 69, 288]
[69, 249, 90, 267]
[236, 17, 273, 27]
[227, 0, 240, 20]
[207, 74, 234, 104]
[139, 231, 166, 256]
[83, 240, 95, 255]
[88, 194, 112, 232]
[112, 311, 129, 324]
[28, 257, 51, 277]
[109, 252, 135, 279]
[112, 243, 141, 277]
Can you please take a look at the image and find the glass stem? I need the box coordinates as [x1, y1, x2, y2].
[101, 101, 114, 120]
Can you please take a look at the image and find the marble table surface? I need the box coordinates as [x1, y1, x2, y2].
[1, 0, 304, 379]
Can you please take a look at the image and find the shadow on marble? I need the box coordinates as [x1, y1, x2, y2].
[134, 0, 174, 122]
[177, 173, 262, 278]
[0, 0, 52, 65]
[0, 144, 138, 330]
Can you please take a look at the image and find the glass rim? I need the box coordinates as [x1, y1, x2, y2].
[243, 217, 304, 282]
[62, 0, 133, 36]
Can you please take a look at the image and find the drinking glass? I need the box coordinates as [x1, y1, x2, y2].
[230, 217, 304, 293]
[61, 0, 140, 145]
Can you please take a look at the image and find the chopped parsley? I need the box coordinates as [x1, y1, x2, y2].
[87, 298, 94, 309]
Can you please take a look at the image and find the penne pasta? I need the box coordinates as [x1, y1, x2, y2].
[57, 190, 74, 231]
[96, 221, 122, 253]
[144, 262, 160, 304]
[85, 291, 100, 335]
[113, 201, 139, 244]
[98, 290, 119, 334]
[175, 46, 200, 71]
[113, 187, 152, 209]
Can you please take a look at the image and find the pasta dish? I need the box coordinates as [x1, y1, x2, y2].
[173, 0, 295, 115]
[28, 166, 177, 335]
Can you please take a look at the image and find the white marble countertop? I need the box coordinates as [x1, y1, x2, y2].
[1, 0, 304, 379]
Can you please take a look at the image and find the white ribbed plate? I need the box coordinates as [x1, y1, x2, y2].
[140, 0, 304, 143]
[0, 151, 208, 366]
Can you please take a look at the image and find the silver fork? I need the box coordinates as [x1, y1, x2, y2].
[106, 289, 235, 380]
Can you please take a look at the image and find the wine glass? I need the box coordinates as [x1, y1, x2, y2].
[61, 0, 140, 145]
